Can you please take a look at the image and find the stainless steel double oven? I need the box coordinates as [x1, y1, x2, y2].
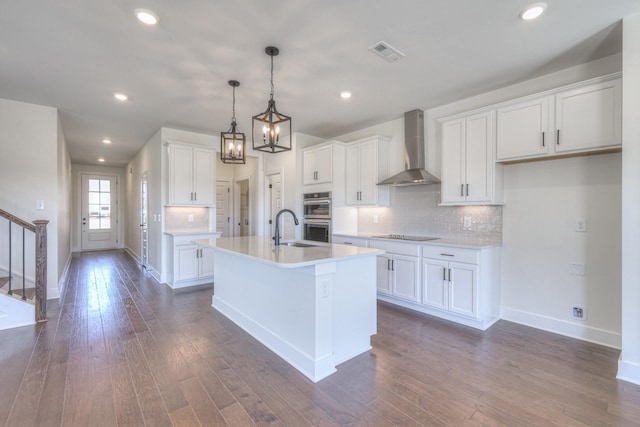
[303, 191, 331, 243]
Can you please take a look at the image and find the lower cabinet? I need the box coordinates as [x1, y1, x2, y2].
[369, 240, 421, 303]
[423, 257, 478, 318]
[167, 233, 218, 289]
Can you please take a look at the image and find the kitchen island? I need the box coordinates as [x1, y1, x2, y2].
[193, 236, 384, 382]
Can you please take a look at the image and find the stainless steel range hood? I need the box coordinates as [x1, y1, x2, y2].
[377, 109, 440, 186]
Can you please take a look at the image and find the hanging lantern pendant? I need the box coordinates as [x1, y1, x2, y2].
[252, 46, 292, 154]
[221, 80, 246, 164]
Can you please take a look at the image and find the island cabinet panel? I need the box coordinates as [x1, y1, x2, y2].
[210, 242, 379, 383]
[167, 142, 215, 206]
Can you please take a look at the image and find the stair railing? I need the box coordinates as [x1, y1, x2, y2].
[0, 209, 48, 322]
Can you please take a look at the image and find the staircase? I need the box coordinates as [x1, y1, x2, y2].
[0, 209, 48, 330]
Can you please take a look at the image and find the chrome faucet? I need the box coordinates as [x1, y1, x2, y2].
[273, 209, 299, 245]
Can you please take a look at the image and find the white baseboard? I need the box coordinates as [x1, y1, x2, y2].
[501, 306, 621, 349]
[50, 253, 72, 300]
[124, 246, 141, 264]
[618, 358, 640, 386]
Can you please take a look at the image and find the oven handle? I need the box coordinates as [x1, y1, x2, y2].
[303, 219, 331, 224]
[303, 199, 331, 205]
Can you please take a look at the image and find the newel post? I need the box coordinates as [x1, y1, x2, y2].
[33, 220, 48, 322]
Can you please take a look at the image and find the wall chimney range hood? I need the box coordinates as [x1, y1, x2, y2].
[377, 109, 440, 187]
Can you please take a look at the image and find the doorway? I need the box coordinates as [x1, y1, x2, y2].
[216, 180, 232, 237]
[81, 173, 118, 250]
[264, 172, 282, 238]
[234, 178, 251, 236]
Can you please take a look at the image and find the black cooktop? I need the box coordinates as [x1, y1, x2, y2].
[371, 234, 439, 242]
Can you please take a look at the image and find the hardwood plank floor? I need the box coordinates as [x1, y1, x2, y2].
[0, 249, 638, 426]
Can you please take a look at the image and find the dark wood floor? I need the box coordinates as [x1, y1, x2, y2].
[1, 250, 639, 426]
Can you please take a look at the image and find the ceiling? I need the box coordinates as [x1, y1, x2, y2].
[1, 1, 639, 167]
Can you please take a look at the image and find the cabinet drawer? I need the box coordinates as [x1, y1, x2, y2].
[369, 240, 421, 257]
[334, 237, 368, 247]
[422, 245, 478, 264]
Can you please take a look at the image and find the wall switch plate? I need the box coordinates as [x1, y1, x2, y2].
[373, 215, 379, 224]
[569, 262, 586, 276]
[572, 306, 587, 320]
[575, 219, 587, 232]
[463, 216, 472, 230]
[36, 200, 45, 210]
[188, 214, 194, 222]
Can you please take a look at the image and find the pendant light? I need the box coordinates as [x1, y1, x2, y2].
[220, 80, 246, 164]
[252, 46, 292, 153]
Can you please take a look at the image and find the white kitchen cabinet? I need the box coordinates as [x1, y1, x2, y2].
[555, 78, 621, 154]
[370, 240, 421, 303]
[441, 110, 501, 205]
[345, 136, 390, 206]
[495, 75, 621, 162]
[303, 144, 333, 185]
[496, 96, 553, 161]
[167, 233, 219, 288]
[423, 256, 478, 318]
[333, 236, 369, 247]
[167, 143, 215, 206]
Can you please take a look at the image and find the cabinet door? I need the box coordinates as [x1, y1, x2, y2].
[555, 79, 621, 153]
[345, 145, 361, 205]
[441, 118, 466, 203]
[192, 148, 215, 205]
[496, 96, 551, 160]
[448, 262, 477, 319]
[422, 258, 449, 310]
[316, 145, 333, 184]
[465, 111, 493, 203]
[199, 246, 215, 278]
[358, 140, 378, 205]
[169, 145, 194, 205]
[303, 149, 318, 185]
[175, 244, 199, 281]
[391, 255, 420, 302]
[376, 254, 392, 295]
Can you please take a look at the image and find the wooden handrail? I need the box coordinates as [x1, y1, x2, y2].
[0, 209, 36, 233]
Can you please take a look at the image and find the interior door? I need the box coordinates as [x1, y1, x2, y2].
[216, 180, 231, 237]
[140, 172, 148, 267]
[81, 174, 118, 250]
[265, 173, 282, 238]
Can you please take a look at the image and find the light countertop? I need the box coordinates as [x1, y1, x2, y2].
[193, 236, 383, 268]
[164, 230, 222, 237]
[333, 232, 502, 249]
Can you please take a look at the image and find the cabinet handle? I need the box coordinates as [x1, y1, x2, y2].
[194, 192, 197, 201]
[392, 260, 395, 271]
[387, 259, 391, 270]
[466, 184, 469, 197]
[190, 192, 193, 201]
[440, 253, 454, 257]
[460, 184, 464, 197]
[448, 268, 452, 282]
[542, 131, 545, 147]
[343, 242, 353, 245]
[557, 129, 560, 145]
[443, 267, 446, 281]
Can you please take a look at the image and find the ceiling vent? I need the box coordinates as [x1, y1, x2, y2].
[368, 41, 405, 62]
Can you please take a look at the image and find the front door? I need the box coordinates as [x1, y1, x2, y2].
[81, 174, 118, 250]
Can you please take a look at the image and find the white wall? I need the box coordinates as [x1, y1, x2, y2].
[0, 98, 66, 298]
[56, 116, 72, 292]
[70, 163, 126, 252]
[618, 12, 640, 385]
[501, 154, 621, 347]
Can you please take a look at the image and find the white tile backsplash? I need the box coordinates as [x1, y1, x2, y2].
[357, 185, 502, 241]
[164, 206, 211, 231]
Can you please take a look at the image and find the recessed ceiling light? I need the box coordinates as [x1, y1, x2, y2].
[135, 8, 159, 25]
[340, 91, 352, 99]
[520, 2, 547, 21]
[98, 158, 105, 163]
[102, 139, 112, 144]
[114, 92, 128, 101]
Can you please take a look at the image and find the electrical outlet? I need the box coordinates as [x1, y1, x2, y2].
[188, 214, 194, 222]
[373, 215, 379, 224]
[569, 262, 586, 276]
[572, 306, 587, 321]
[463, 216, 472, 230]
[575, 219, 587, 232]
[36, 200, 45, 210]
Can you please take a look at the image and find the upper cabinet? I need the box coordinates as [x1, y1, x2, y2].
[303, 144, 333, 185]
[167, 142, 215, 206]
[496, 75, 621, 162]
[345, 136, 390, 206]
[441, 111, 501, 205]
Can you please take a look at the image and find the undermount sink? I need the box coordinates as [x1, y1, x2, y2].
[282, 241, 319, 248]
